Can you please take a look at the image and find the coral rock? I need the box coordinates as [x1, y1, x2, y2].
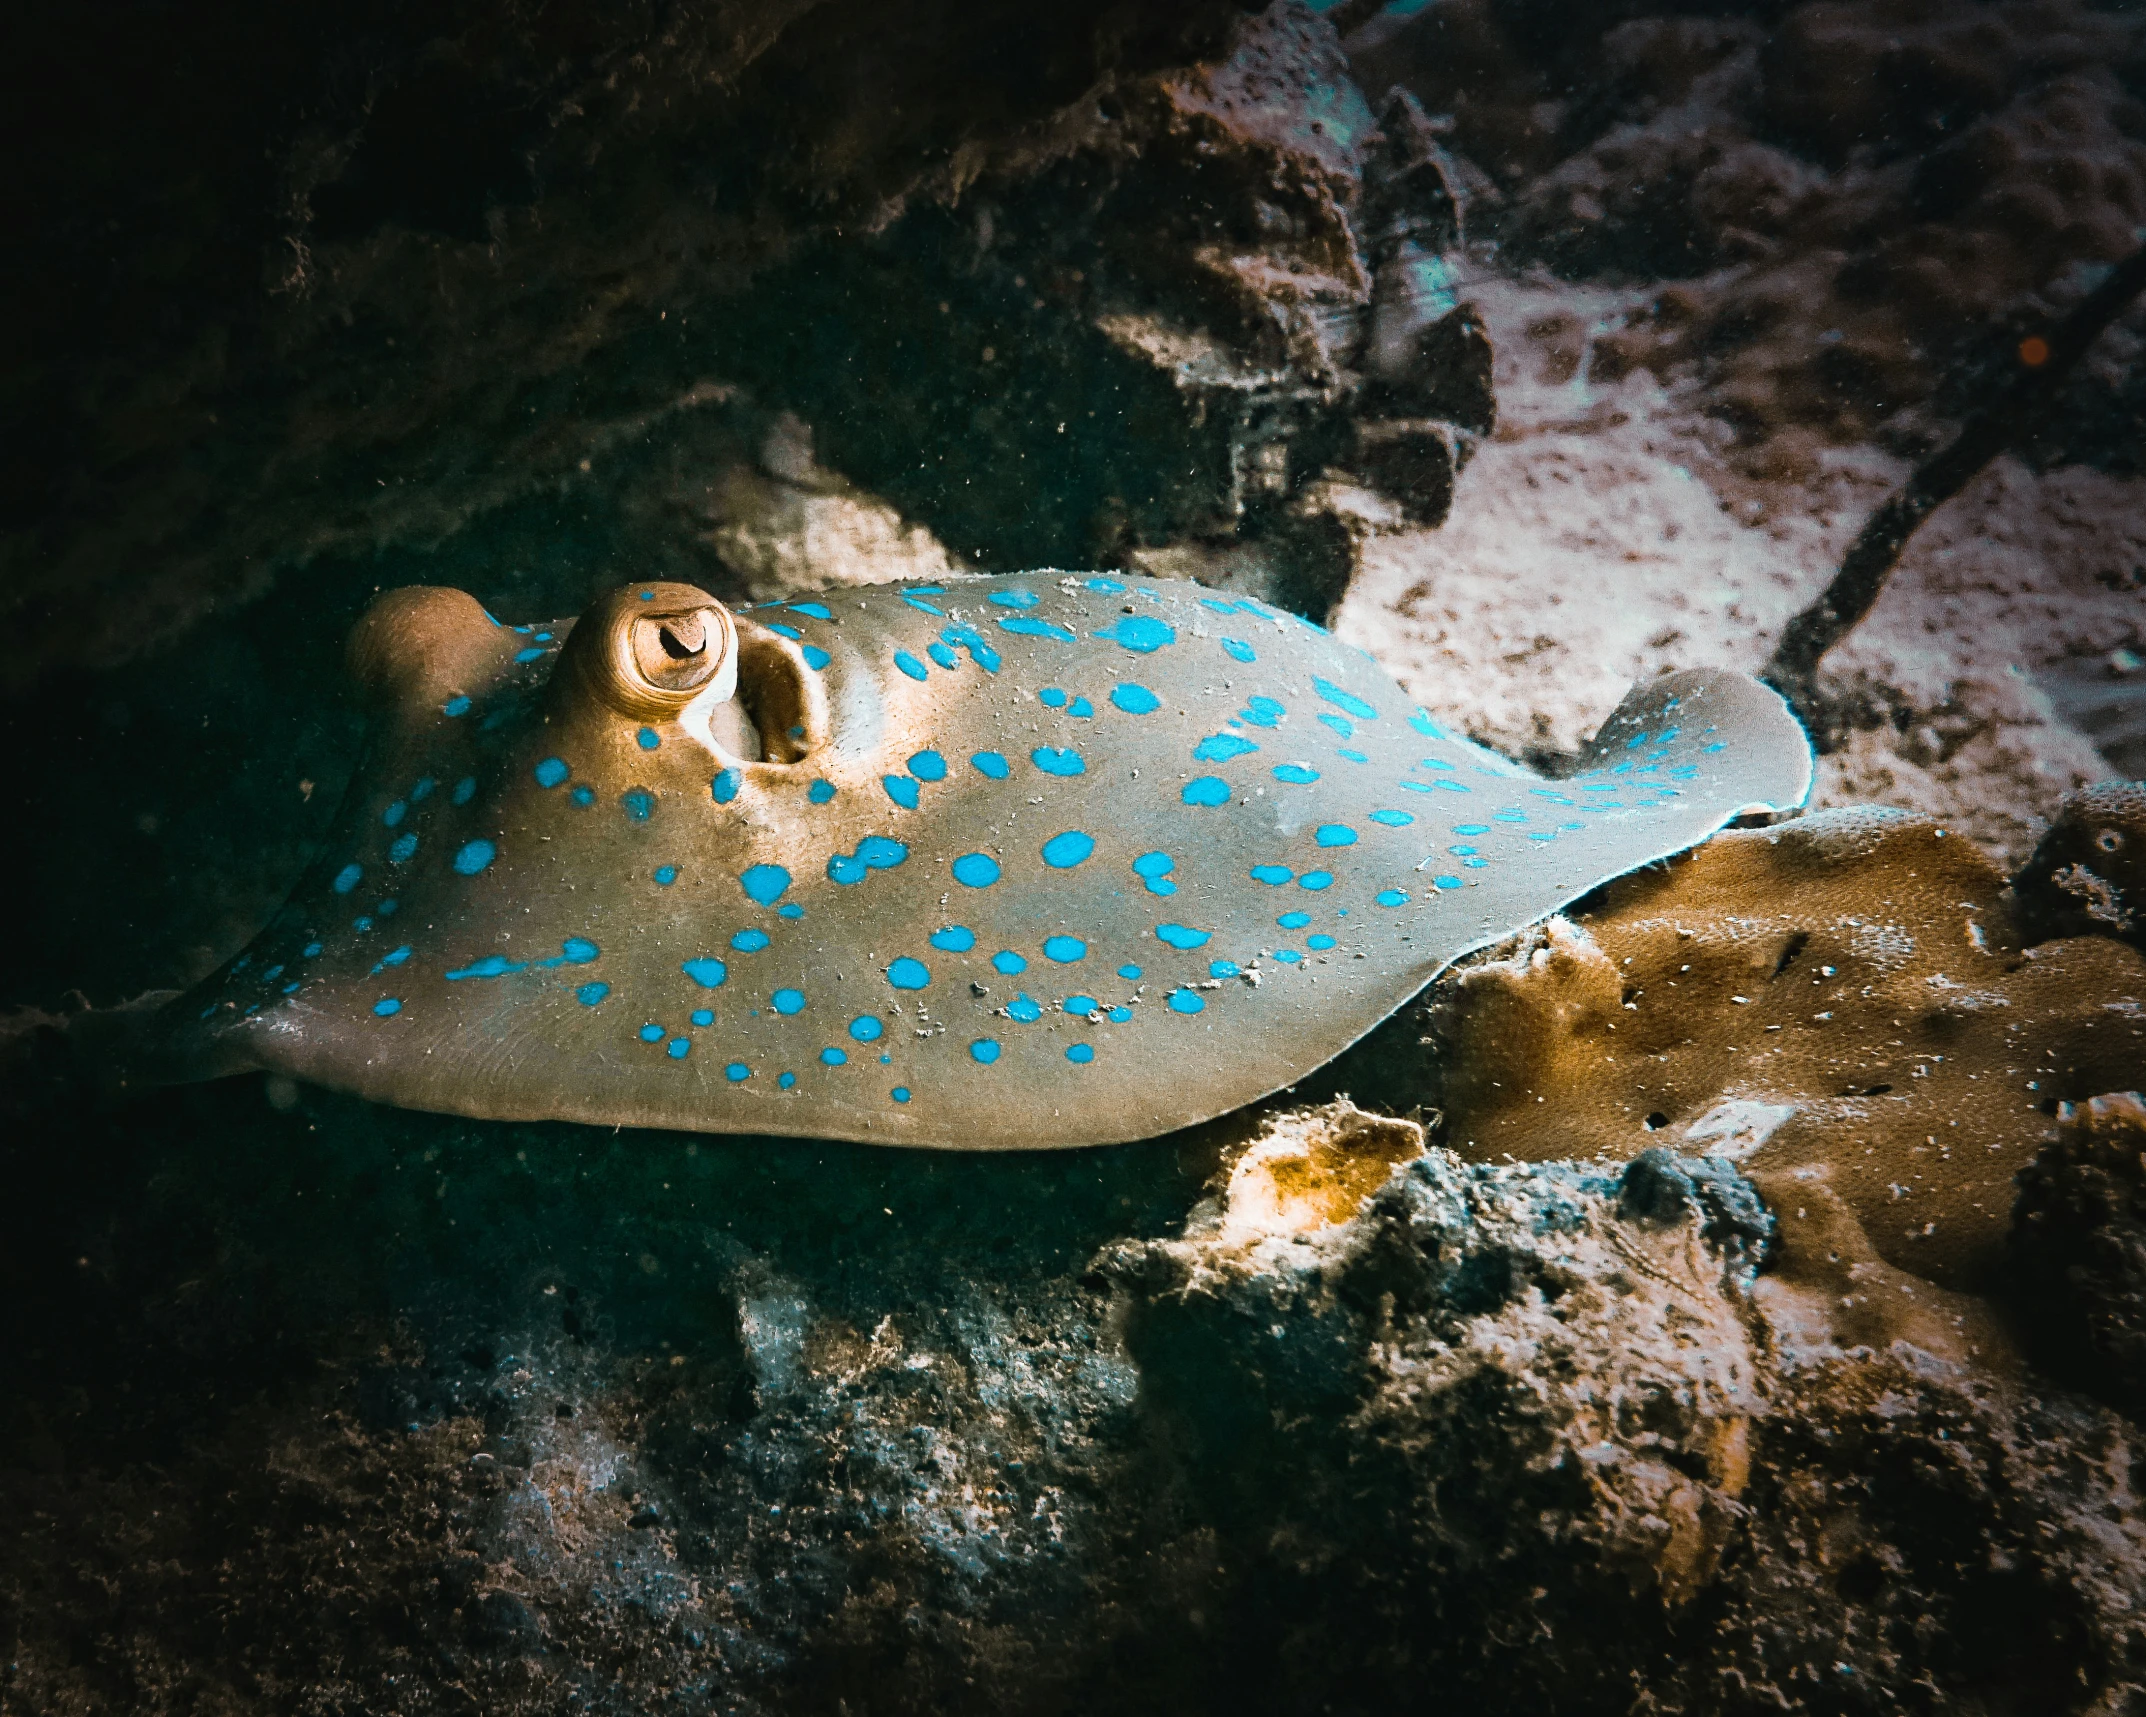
[1427, 805, 2146, 1288]
[2014, 779, 2146, 949]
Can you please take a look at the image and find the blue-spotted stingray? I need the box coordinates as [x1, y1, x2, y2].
[138, 574, 1813, 1148]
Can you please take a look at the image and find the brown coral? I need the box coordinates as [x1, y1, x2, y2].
[1426, 804, 2146, 1290]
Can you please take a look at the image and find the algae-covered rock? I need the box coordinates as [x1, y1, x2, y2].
[1421, 804, 2146, 1289]
[2014, 780, 2146, 950]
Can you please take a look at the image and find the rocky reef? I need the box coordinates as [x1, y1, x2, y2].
[5, 0, 2146, 1709]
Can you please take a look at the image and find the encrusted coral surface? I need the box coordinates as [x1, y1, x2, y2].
[1419, 803, 2146, 1288]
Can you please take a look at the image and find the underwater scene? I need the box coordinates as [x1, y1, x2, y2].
[2, 0, 2143, 1710]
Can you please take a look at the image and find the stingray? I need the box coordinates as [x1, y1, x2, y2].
[128, 574, 1812, 1148]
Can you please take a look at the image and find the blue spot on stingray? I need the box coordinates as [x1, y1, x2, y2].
[1299, 871, 1334, 891]
[1308, 934, 1336, 951]
[765, 623, 803, 640]
[374, 947, 409, 970]
[571, 785, 595, 806]
[446, 955, 526, 980]
[1337, 749, 1368, 764]
[895, 650, 929, 681]
[636, 727, 661, 751]
[891, 1086, 911, 1103]
[1250, 864, 1292, 885]
[1626, 731, 1649, 749]
[1376, 889, 1409, 907]
[1241, 696, 1285, 728]
[887, 957, 931, 990]
[389, 832, 419, 863]
[534, 757, 570, 789]
[621, 789, 655, 821]
[1273, 764, 1320, 785]
[780, 903, 805, 919]
[639, 1022, 665, 1042]
[928, 642, 959, 670]
[903, 595, 946, 617]
[353, 915, 373, 931]
[374, 997, 403, 1016]
[1222, 638, 1256, 663]
[909, 750, 948, 782]
[1703, 742, 1727, 753]
[1369, 809, 1413, 827]
[333, 863, 364, 893]
[1041, 830, 1094, 868]
[302, 942, 323, 959]
[691, 1008, 714, 1027]
[1494, 809, 1529, 823]
[1315, 824, 1358, 847]
[930, 925, 977, 952]
[654, 864, 678, 886]
[1273, 949, 1303, 965]
[1182, 776, 1231, 806]
[990, 589, 1040, 608]
[1278, 911, 1312, 928]
[778, 1071, 797, 1089]
[803, 645, 831, 670]
[1109, 1005, 1133, 1021]
[577, 982, 610, 1005]
[731, 929, 771, 952]
[971, 751, 1010, 779]
[1434, 780, 1471, 794]
[740, 863, 791, 905]
[1454, 823, 1491, 835]
[1318, 713, 1354, 738]
[443, 696, 472, 718]
[1112, 684, 1160, 714]
[1194, 733, 1259, 762]
[772, 988, 806, 1015]
[1433, 875, 1462, 890]
[1069, 696, 1094, 717]
[1314, 677, 1378, 720]
[558, 937, 599, 963]
[992, 950, 1027, 974]
[1118, 964, 1143, 980]
[970, 1039, 1002, 1065]
[1031, 746, 1086, 776]
[1210, 961, 1240, 980]
[807, 778, 836, 805]
[1007, 993, 1041, 1022]
[514, 647, 545, 664]
[850, 1016, 884, 1042]
[999, 615, 1076, 641]
[1132, 851, 1175, 895]
[1040, 687, 1068, 708]
[1065, 996, 1098, 1018]
[451, 776, 477, 805]
[1066, 1043, 1095, 1064]
[1043, 936, 1086, 963]
[821, 1047, 847, 1066]
[727, 1062, 751, 1082]
[1167, 989, 1205, 1015]
[1156, 923, 1210, 950]
[1097, 615, 1175, 654]
[683, 957, 728, 988]
[1198, 598, 1235, 614]
[383, 799, 407, 828]
[452, 841, 496, 876]
[789, 602, 832, 619]
[884, 774, 921, 809]
[952, 852, 1001, 888]
[1085, 577, 1125, 592]
[668, 1037, 691, 1060]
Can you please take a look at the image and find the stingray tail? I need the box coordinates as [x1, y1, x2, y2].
[0, 990, 213, 1129]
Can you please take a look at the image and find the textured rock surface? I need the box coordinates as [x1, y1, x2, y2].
[5, 1092, 2145, 1713]
[2014, 1090, 2146, 1417]
[1348, 0, 2146, 468]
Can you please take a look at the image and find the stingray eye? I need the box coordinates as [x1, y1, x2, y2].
[631, 608, 723, 693]
[562, 584, 740, 720]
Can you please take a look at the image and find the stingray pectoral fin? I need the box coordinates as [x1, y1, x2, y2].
[1565, 667, 1813, 821]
